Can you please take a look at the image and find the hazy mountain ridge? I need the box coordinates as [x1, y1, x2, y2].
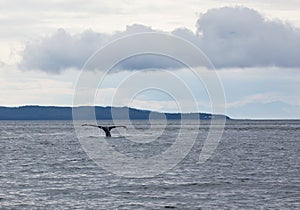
[0, 106, 230, 120]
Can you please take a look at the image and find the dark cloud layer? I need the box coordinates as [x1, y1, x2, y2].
[20, 7, 300, 72]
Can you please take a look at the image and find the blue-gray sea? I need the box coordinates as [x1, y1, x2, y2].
[1, 120, 299, 209]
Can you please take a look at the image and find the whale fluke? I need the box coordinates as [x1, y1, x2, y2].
[82, 124, 126, 137]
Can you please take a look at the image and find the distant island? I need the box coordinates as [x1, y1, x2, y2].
[0, 106, 230, 120]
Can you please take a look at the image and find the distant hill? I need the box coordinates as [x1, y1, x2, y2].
[0, 106, 230, 120]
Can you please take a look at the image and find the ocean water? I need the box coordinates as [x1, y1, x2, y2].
[0, 120, 299, 209]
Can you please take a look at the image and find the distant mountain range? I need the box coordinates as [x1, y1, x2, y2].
[0, 106, 230, 120]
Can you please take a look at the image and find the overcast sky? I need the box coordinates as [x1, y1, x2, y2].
[1, 0, 300, 119]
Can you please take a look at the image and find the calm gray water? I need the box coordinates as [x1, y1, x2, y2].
[0, 120, 299, 209]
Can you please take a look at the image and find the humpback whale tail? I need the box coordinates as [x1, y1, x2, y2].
[82, 124, 127, 137]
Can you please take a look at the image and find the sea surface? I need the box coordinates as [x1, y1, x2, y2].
[0, 120, 299, 209]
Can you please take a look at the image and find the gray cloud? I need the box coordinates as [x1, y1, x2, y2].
[20, 28, 107, 73]
[20, 24, 186, 72]
[20, 7, 300, 72]
[196, 7, 300, 68]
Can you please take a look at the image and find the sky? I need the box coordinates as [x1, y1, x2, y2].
[1, 0, 300, 119]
